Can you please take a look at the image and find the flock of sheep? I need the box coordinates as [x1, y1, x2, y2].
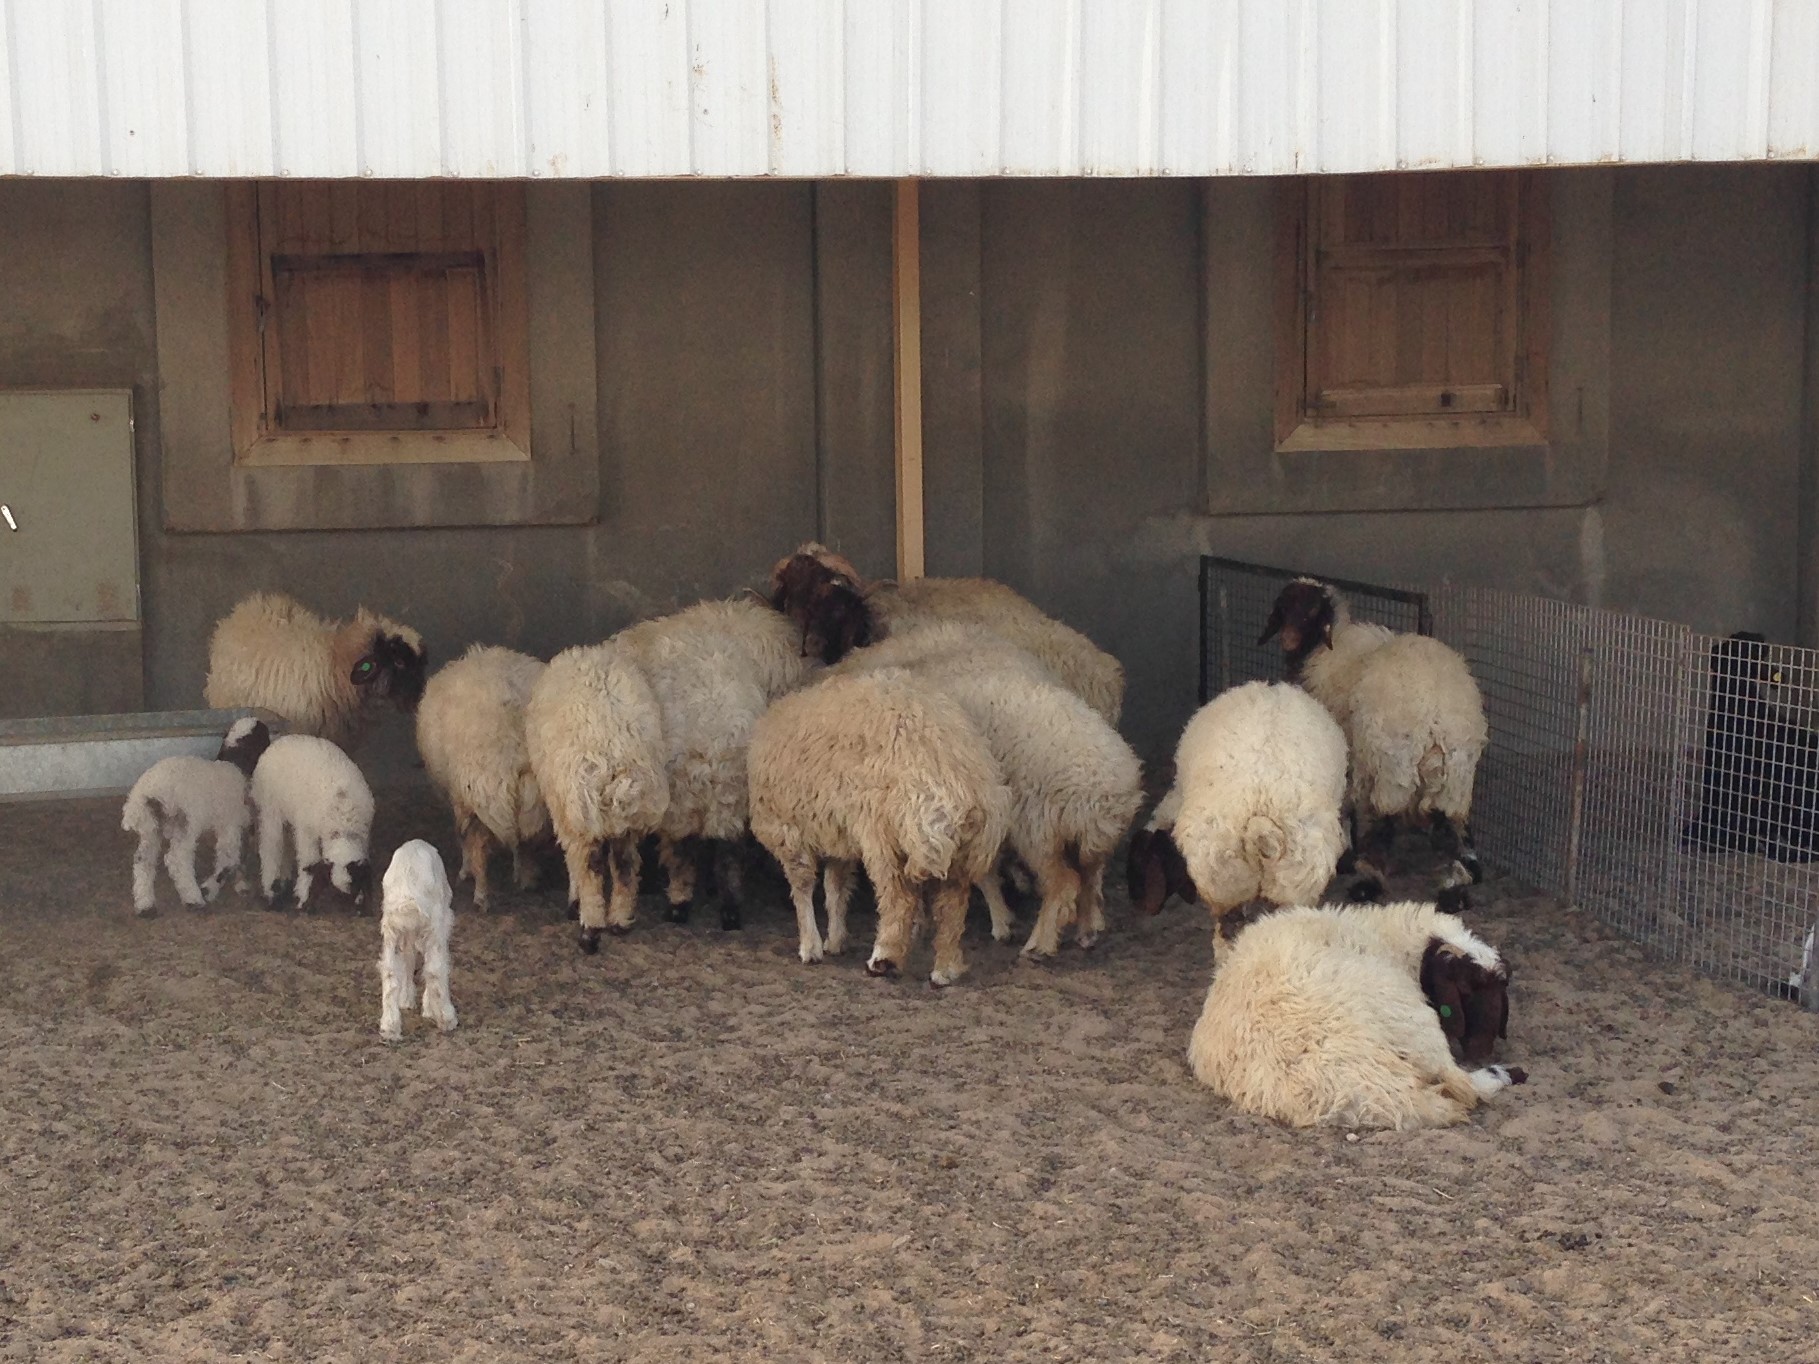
[118, 546, 1525, 1130]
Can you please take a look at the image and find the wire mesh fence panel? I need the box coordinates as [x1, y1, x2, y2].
[1428, 585, 1587, 902]
[1198, 557, 1428, 702]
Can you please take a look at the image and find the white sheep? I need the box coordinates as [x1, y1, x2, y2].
[120, 718, 271, 915]
[748, 667, 1013, 985]
[832, 622, 1142, 957]
[378, 839, 458, 1041]
[1187, 900, 1525, 1130]
[415, 644, 549, 912]
[778, 544, 1123, 724]
[523, 641, 670, 952]
[1261, 578, 1488, 904]
[205, 591, 429, 748]
[249, 734, 376, 910]
[1136, 681, 1347, 944]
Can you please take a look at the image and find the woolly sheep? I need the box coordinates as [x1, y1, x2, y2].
[415, 644, 550, 912]
[1124, 787, 1197, 916]
[748, 667, 1013, 985]
[832, 622, 1142, 957]
[778, 544, 1123, 724]
[523, 641, 670, 953]
[205, 591, 428, 748]
[1136, 681, 1347, 944]
[1261, 579, 1488, 905]
[249, 734, 376, 909]
[120, 718, 271, 915]
[1188, 901, 1525, 1130]
[378, 840, 458, 1041]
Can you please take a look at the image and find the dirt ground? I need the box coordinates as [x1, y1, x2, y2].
[3, 787, 1818, 1363]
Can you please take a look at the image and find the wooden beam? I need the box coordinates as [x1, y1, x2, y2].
[893, 178, 926, 581]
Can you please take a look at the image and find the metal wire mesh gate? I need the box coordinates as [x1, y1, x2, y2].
[1199, 557, 1819, 1005]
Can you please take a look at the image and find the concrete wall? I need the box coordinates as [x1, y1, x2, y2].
[0, 166, 1811, 775]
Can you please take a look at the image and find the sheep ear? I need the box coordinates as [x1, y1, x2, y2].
[1257, 601, 1287, 646]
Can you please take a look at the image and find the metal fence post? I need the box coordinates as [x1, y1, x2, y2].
[1564, 643, 1594, 910]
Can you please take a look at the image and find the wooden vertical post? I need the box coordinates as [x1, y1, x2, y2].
[893, 178, 926, 581]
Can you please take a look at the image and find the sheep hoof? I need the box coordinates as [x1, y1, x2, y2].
[865, 957, 898, 979]
[607, 922, 633, 937]
[565, 900, 580, 922]
[1075, 932, 1099, 951]
[1506, 1066, 1529, 1085]
[1019, 942, 1057, 960]
[268, 878, 294, 908]
[380, 1028, 402, 1043]
[1460, 853, 1484, 885]
[799, 943, 825, 964]
[718, 907, 742, 932]
[134, 903, 157, 918]
[929, 968, 963, 988]
[1436, 885, 1471, 915]
[664, 903, 691, 924]
[578, 928, 602, 955]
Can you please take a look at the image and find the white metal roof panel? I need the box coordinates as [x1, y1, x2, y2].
[3, 0, 1818, 179]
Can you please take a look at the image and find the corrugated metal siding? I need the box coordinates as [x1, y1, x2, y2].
[2, 0, 1817, 179]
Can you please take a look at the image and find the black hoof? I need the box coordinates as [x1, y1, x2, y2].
[865, 958, 898, 978]
[268, 878, 294, 908]
[1347, 877, 1384, 904]
[565, 900, 580, 921]
[578, 928, 601, 955]
[719, 907, 743, 932]
[1506, 1066, 1529, 1086]
[1460, 853, 1484, 885]
[607, 922, 632, 937]
[1436, 885, 1471, 915]
[664, 903, 691, 924]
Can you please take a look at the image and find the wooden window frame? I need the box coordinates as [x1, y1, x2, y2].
[1273, 172, 1550, 454]
[225, 182, 532, 468]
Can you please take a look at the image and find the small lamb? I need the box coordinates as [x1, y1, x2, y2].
[121, 718, 272, 915]
[378, 840, 458, 1041]
[250, 734, 376, 909]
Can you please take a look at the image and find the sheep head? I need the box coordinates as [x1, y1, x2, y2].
[216, 717, 272, 777]
[769, 545, 876, 665]
[1259, 578, 1337, 679]
[351, 623, 429, 713]
[1125, 826, 1199, 915]
[1420, 939, 1511, 1065]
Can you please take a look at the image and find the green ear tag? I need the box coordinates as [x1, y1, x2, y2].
[1438, 1004, 1454, 1018]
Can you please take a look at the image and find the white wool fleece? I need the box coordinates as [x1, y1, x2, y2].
[378, 839, 457, 1040]
[250, 734, 375, 908]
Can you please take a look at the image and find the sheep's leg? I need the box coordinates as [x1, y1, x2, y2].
[603, 836, 640, 933]
[131, 827, 163, 916]
[659, 836, 699, 923]
[1021, 854, 1082, 960]
[511, 841, 539, 892]
[929, 878, 971, 987]
[568, 839, 608, 953]
[1429, 813, 1483, 885]
[258, 814, 292, 908]
[209, 819, 248, 900]
[420, 936, 457, 1033]
[713, 841, 745, 932]
[378, 934, 411, 1040]
[161, 829, 207, 909]
[458, 812, 496, 913]
[1347, 816, 1396, 902]
[781, 850, 824, 963]
[865, 865, 919, 979]
[823, 859, 855, 956]
[290, 829, 320, 910]
[1074, 857, 1109, 949]
[980, 869, 1017, 943]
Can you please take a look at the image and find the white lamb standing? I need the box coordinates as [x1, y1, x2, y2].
[120, 718, 272, 915]
[250, 734, 376, 910]
[1188, 900, 1526, 1130]
[378, 839, 458, 1041]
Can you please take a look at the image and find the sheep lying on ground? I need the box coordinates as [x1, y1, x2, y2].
[1188, 901, 1524, 1130]
[779, 544, 1123, 724]
[832, 622, 1141, 956]
[205, 591, 428, 748]
[378, 840, 458, 1041]
[416, 644, 550, 912]
[524, 641, 670, 952]
[1138, 682, 1347, 944]
[1261, 578, 1488, 907]
[121, 718, 271, 915]
[748, 667, 1012, 985]
[249, 734, 375, 910]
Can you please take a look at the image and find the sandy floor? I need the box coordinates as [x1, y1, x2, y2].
[3, 788, 1818, 1362]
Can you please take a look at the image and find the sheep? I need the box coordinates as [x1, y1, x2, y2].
[831, 622, 1142, 957]
[1260, 578, 1488, 905]
[378, 839, 458, 1041]
[204, 591, 428, 748]
[1124, 787, 1198, 915]
[779, 544, 1123, 724]
[1133, 681, 1347, 945]
[120, 718, 272, 915]
[523, 641, 670, 953]
[1187, 900, 1526, 1130]
[748, 667, 1013, 985]
[249, 734, 375, 910]
[415, 644, 550, 911]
